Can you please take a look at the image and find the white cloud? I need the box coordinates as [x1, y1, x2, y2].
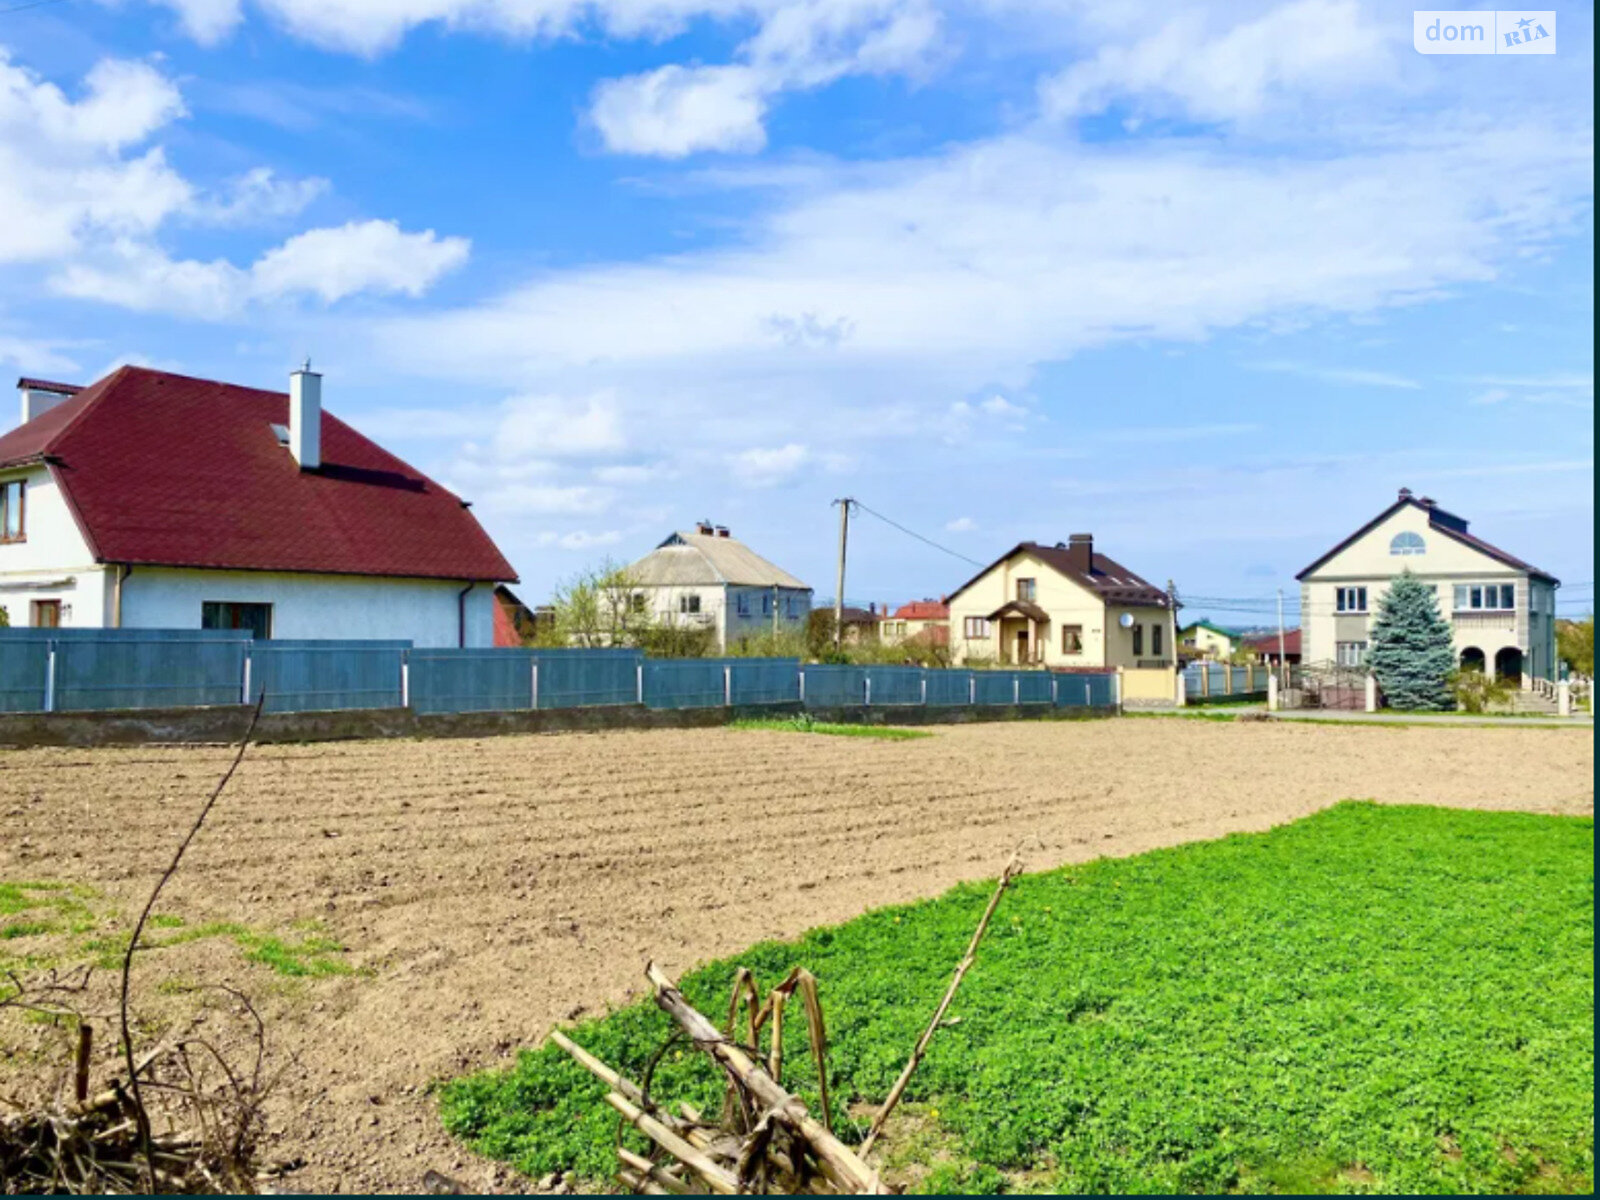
[945, 516, 976, 532]
[251, 219, 469, 302]
[594, 463, 669, 485]
[730, 442, 810, 486]
[1040, 0, 1394, 124]
[162, 0, 245, 43]
[535, 529, 625, 550]
[52, 220, 471, 315]
[1249, 361, 1422, 389]
[377, 121, 1590, 394]
[591, 65, 768, 158]
[1, 52, 467, 317]
[476, 483, 615, 515]
[495, 392, 626, 458]
[0, 53, 190, 263]
[191, 167, 329, 225]
[586, 0, 943, 156]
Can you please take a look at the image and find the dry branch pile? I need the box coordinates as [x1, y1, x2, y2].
[556, 851, 1026, 1196]
[0, 974, 268, 1194]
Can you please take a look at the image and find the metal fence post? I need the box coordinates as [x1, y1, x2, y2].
[43, 640, 56, 713]
[636, 662, 644, 705]
[798, 668, 805, 705]
[242, 644, 253, 705]
[1051, 674, 1058, 706]
[864, 674, 872, 706]
[969, 675, 976, 705]
[1084, 679, 1090, 706]
[724, 664, 732, 707]
[531, 660, 539, 711]
[921, 675, 928, 705]
[400, 650, 410, 709]
[1013, 676, 1020, 705]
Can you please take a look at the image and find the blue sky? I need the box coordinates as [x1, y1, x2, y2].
[0, 0, 1592, 624]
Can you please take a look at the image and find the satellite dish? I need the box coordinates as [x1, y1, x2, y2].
[1118, 613, 1135, 629]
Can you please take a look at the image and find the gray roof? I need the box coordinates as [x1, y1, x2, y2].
[627, 531, 810, 590]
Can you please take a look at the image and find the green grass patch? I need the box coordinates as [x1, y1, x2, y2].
[728, 716, 933, 740]
[440, 803, 1594, 1194]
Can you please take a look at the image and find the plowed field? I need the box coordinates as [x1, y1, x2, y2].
[1, 718, 1590, 1191]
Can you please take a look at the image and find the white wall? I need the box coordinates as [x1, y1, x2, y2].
[0, 464, 108, 628]
[120, 568, 497, 647]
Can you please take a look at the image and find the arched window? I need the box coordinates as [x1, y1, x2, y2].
[1390, 531, 1426, 556]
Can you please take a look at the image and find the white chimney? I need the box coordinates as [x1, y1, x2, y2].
[17, 378, 80, 425]
[289, 361, 321, 470]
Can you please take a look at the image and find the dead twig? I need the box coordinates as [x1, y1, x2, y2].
[858, 847, 1027, 1157]
[117, 694, 263, 1193]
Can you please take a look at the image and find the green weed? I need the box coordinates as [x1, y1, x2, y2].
[439, 803, 1594, 1194]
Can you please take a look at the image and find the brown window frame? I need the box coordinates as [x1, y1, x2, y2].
[1015, 577, 1037, 602]
[1061, 624, 1083, 654]
[963, 616, 989, 639]
[30, 599, 61, 627]
[0, 479, 25, 544]
[1132, 623, 1144, 656]
[1153, 624, 1164, 656]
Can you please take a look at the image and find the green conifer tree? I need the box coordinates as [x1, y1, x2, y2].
[1367, 570, 1456, 710]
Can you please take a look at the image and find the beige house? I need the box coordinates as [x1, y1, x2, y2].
[1296, 488, 1559, 683]
[879, 599, 949, 647]
[946, 535, 1176, 668]
[1177, 620, 1243, 661]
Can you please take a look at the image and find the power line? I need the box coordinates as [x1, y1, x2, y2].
[847, 499, 986, 568]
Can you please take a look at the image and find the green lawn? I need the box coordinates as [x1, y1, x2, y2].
[440, 803, 1594, 1194]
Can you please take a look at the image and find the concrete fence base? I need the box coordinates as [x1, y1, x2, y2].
[0, 700, 1115, 749]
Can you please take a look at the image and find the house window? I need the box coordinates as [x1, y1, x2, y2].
[1132, 624, 1143, 656]
[785, 595, 797, 618]
[963, 616, 990, 639]
[735, 592, 749, 616]
[629, 593, 647, 614]
[1390, 532, 1426, 556]
[30, 599, 61, 628]
[0, 480, 24, 542]
[1335, 586, 1368, 613]
[1152, 624, 1163, 656]
[680, 593, 702, 615]
[201, 601, 271, 639]
[1061, 625, 1083, 654]
[1453, 583, 1515, 611]
[1336, 641, 1367, 667]
[1016, 578, 1037, 602]
[762, 593, 772, 615]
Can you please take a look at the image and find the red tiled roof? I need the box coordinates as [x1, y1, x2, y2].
[892, 599, 948, 620]
[1244, 629, 1301, 655]
[0, 366, 516, 582]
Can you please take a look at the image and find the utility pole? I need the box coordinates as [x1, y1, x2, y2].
[833, 498, 852, 650]
[1276, 587, 1288, 690]
[1166, 580, 1180, 667]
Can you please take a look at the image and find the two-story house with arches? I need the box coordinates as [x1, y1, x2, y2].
[1296, 488, 1559, 683]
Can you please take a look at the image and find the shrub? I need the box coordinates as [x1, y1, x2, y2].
[1451, 667, 1514, 714]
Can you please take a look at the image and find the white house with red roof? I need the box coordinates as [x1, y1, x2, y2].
[0, 367, 516, 645]
[1296, 488, 1560, 683]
